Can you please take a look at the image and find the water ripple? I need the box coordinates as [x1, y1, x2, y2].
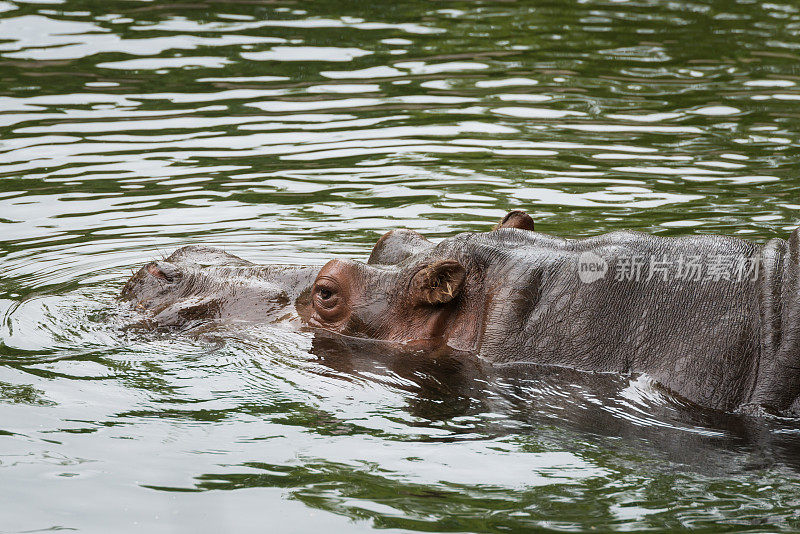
[2, 0, 800, 531]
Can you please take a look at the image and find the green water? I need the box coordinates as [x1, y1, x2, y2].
[1, 0, 800, 531]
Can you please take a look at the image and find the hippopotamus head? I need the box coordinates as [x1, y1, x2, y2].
[121, 246, 318, 328]
[297, 210, 536, 351]
[121, 211, 533, 337]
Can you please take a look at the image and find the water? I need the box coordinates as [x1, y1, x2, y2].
[1, 0, 800, 531]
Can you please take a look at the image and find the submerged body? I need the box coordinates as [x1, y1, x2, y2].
[121, 213, 800, 416]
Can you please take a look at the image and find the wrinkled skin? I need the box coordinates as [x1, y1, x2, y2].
[121, 211, 800, 417]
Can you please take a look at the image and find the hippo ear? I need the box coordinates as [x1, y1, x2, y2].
[411, 260, 466, 306]
[494, 210, 534, 231]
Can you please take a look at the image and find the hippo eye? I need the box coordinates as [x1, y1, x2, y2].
[314, 286, 339, 309]
[312, 280, 343, 319]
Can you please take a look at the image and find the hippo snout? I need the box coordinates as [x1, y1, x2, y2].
[146, 261, 182, 283]
[120, 261, 184, 307]
[120, 246, 321, 328]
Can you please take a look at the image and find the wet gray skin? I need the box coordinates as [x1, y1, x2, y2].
[121, 246, 319, 329]
[122, 212, 800, 417]
[121, 227, 445, 331]
[309, 332, 800, 471]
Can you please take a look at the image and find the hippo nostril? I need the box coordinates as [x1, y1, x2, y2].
[147, 261, 182, 283]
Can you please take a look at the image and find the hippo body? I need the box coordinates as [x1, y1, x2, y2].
[121, 214, 800, 416]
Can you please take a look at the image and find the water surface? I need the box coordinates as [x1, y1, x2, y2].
[1, 0, 800, 531]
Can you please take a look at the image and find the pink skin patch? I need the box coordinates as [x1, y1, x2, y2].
[147, 263, 167, 279]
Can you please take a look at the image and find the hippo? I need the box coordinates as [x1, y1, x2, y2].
[120, 245, 318, 329]
[121, 211, 800, 417]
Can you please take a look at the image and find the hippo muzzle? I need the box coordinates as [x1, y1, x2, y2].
[121, 246, 319, 328]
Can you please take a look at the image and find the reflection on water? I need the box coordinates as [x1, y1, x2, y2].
[1, 0, 800, 531]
